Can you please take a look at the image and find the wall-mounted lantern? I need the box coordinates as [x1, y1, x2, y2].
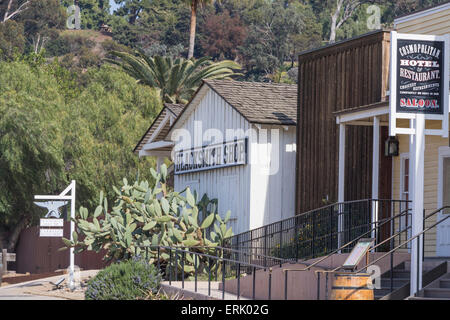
[385, 136, 399, 157]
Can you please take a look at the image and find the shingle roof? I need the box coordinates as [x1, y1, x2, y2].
[165, 103, 185, 117]
[133, 103, 185, 153]
[204, 79, 297, 125]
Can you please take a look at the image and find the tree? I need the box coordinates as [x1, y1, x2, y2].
[107, 51, 241, 103]
[1, 0, 30, 23]
[0, 20, 25, 60]
[19, 0, 66, 53]
[183, 0, 215, 59]
[0, 61, 162, 250]
[329, 0, 364, 43]
[198, 10, 247, 61]
[113, 0, 152, 25]
[238, 0, 321, 81]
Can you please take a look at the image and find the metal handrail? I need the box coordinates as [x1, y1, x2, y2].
[226, 199, 411, 241]
[304, 206, 445, 275]
[148, 245, 291, 267]
[140, 245, 274, 300]
[353, 206, 450, 274]
[282, 207, 412, 274]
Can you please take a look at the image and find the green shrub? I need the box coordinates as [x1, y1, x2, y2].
[85, 257, 162, 300]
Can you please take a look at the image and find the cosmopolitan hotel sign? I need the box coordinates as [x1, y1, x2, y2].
[397, 39, 444, 114]
[174, 139, 248, 175]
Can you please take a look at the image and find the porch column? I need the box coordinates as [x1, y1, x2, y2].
[372, 117, 380, 240]
[338, 124, 346, 249]
[411, 115, 425, 296]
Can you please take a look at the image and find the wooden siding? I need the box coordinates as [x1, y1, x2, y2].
[395, 5, 450, 35]
[393, 118, 450, 257]
[296, 31, 391, 213]
[173, 89, 252, 235]
[173, 88, 297, 234]
[249, 125, 297, 229]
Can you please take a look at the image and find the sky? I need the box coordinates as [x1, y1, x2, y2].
[109, 0, 121, 14]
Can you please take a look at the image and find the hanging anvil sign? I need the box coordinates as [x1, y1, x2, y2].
[174, 138, 248, 175]
[396, 39, 445, 114]
[34, 201, 67, 237]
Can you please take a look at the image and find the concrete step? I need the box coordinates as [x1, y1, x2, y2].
[374, 288, 394, 298]
[440, 279, 450, 289]
[392, 270, 410, 278]
[380, 278, 410, 288]
[408, 296, 450, 301]
[422, 288, 450, 299]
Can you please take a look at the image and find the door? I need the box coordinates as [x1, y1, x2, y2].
[437, 148, 450, 257]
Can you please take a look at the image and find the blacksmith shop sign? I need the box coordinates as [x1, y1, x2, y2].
[174, 138, 248, 175]
[397, 39, 444, 114]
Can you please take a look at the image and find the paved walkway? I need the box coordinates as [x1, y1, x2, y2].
[0, 270, 99, 300]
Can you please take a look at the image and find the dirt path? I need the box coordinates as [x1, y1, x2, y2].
[0, 270, 99, 300]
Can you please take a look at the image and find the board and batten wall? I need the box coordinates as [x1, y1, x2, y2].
[296, 30, 391, 213]
[173, 87, 296, 235]
[393, 8, 450, 256]
[249, 125, 296, 229]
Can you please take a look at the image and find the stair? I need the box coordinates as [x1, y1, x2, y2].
[412, 272, 450, 300]
[374, 263, 410, 300]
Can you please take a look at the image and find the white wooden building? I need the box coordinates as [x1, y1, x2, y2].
[135, 80, 297, 235]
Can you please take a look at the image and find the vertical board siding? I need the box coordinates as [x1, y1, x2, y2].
[174, 89, 251, 235]
[174, 89, 297, 234]
[297, 31, 391, 213]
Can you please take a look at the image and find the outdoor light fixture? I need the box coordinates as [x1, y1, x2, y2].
[385, 136, 399, 157]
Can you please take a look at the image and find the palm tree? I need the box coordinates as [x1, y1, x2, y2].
[184, 0, 213, 59]
[107, 50, 241, 104]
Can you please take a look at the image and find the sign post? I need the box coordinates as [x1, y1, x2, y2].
[390, 32, 450, 296]
[34, 180, 76, 290]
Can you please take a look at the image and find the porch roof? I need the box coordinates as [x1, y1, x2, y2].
[334, 101, 389, 126]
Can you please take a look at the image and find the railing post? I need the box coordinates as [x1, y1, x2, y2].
[264, 226, 268, 266]
[295, 216, 299, 261]
[222, 258, 226, 300]
[279, 221, 283, 258]
[194, 254, 198, 293]
[169, 249, 172, 285]
[268, 268, 272, 300]
[317, 272, 321, 300]
[181, 249, 185, 289]
[284, 271, 288, 300]
[312, 213, 315, 258]
[208, 257, 211, 297]
[157, 247, 161, 271]
[329, 206, 333, 252]
[423, 209, 426, 262]
[390, 251, 394, 293]
[252, 267, 256, 300]
[174, 248, 178, 282]
[237, 263, 241, 300]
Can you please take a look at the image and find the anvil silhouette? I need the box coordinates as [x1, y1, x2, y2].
[34, 201, 68, 218]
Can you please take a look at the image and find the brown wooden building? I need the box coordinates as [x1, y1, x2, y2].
[296, 30, 392, 213]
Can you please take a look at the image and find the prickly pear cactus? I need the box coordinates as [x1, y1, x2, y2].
[62, 164, 233, 276]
